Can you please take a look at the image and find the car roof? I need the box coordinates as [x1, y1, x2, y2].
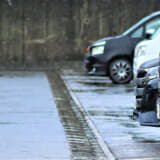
[123, 11, 160, 36]
[150, 11, 160, 17]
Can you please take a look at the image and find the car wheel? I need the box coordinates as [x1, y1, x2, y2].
[109, 59, 132, 84]
[132, 109, 139, 120]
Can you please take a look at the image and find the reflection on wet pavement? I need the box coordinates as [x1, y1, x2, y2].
[62, 70, 160, 160]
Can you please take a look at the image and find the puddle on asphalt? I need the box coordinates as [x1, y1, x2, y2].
[78, 81, 110, 86]
[0, 122, 16, 125]
[73, 87, 134, 95]
[73, 89, 107, 93]
[141, 140, 160, 143]
[73, 81, 134, 94]
[124, 88, 134, 93]
[0, 71, 43, 78]
[78, 80, 132, 87]
[88, 110, 132, 117]
[132, 136, 160, 142]
[120, 122, 138, 128]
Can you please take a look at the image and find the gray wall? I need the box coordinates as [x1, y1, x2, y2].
[0, 0, 160, 66]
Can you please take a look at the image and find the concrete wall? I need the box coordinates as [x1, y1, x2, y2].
[0, 0, 160, 66]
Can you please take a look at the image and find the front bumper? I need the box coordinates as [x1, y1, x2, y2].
[84, 55, 107, 76]
[138, 78, 160, 126]
[135, 77, 147, 110]
[134, 68, 149, 110]
[139, 111, 160, 126]
[84, 56, 95, 72]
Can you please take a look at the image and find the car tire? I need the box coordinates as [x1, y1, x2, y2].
[109, 59, 132, 84]
[132, 109, 139, 120]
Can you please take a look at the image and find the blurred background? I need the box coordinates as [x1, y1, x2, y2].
[0, 0, 160, 65]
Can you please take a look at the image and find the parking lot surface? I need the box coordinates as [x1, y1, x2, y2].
[0, 71, 70, 160]
[61, 67, 160, 160]
[1, 65, 160, 160]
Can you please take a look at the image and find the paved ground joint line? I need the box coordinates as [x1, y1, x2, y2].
[48, 72, 107, 160]
[60, 74, 116, 160]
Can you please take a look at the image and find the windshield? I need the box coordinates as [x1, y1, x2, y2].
[122, 16, 151, 36]
[150, 27, 160, 39]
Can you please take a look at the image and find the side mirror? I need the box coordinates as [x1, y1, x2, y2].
[145, 29, 155, 39]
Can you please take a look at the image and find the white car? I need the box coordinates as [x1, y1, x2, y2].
[133, 28, 160, 78]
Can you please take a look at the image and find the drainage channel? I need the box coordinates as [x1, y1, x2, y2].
[47, 71, 107, 160]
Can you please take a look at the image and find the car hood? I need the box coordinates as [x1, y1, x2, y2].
[140, 58, 159, 69]
[135, 39, 151, 50]
[90, 35, 124, 47]
[134, 39, 151, 57]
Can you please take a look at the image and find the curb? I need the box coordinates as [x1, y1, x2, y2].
[61, 75, 116, 160]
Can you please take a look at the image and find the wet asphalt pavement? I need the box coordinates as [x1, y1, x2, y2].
[2, 62, 160, 160]
[61, 63, 160, 160]
[0, 70, 107, 160]
[0, 71, 70, 160]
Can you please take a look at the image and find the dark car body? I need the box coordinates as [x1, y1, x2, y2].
[139, 78, 160, 126]
[84, 11, 160, 84]
[135, 58, 158, 110]
[134, 58, 160, 126]
[85, 35, 139, 75]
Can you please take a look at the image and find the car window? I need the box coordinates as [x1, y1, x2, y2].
[150, 27, 160, 39]
[122, 15, 151, 35]
[145, 17, 160, 35]
[131, 27, 143, 38]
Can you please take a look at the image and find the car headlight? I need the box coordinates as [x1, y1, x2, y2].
[136, 45, 147, 57]
[144, 66, 158, 74]
[136, 67, 158, 86]
[146, 66, 159, 80]
[91, 41, 106, 56]
[138, 67, 159, 85]
[148, 74, 158, 80]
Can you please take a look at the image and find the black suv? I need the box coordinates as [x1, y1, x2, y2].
[84, 11, 160, 84]
[134, 58, 160, 126]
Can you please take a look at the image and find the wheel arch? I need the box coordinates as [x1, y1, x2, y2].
[107, 55, 132, 75]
